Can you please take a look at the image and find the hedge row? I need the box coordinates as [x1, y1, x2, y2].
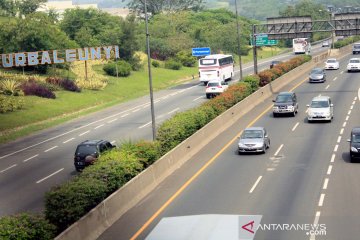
[257, 55, 311, 86]
[334, 36, 360, 49]
[0, 55, 312, 238]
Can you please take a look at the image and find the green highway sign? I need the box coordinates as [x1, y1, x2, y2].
[251, 34, 279, 46]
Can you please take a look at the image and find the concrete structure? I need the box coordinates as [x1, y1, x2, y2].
[38, 1, 98, 14]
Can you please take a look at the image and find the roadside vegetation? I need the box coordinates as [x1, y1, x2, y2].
[0, 55, 311, 238]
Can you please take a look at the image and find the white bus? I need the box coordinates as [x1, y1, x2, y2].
[292, 38, 311, 54]
[198, 54, 234, 85]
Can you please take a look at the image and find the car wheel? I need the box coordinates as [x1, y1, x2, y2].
[267, 140, 270, 149]
[273, 113, 278, 118]
[350, 156, 354, 163]
[206, 94, 210, 99]
[292, 111, 296, 117]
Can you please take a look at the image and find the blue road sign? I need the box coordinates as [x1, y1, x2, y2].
[192, 47, 211, 56]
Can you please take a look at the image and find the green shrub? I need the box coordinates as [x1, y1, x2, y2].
[120, 140, 161, 168]
[176, 51, 197, 67]
[129, 55, 144, 71]
[45, 177, 108, 233]
[45, 148, 143, 233]
[0, 213, 56, 240]
[103, 60, 132, 77]
[164, 60, 182, 70]
[80, 149, 143, 193]
[152, 60, 160, 68]
[334, 36, 360, 49]
[0, 95, 24, 113]
[242, 75, 260, 92]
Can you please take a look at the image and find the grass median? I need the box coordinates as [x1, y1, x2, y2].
[0, 47, 286, 144]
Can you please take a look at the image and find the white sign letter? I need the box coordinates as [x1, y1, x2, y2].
[41, 51, 52, 65]
[66, 49, 76, 62]
[53, 50, 64, 64]
[15, 53, 26, 67]
[1, 54, 13, 68]
[27, 52, 39, 66]
[78, 48, 89, 61]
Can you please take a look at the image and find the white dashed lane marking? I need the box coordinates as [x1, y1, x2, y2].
[337, 136, 341, 143]
[63, 138, 75, 144]
[249, 176, 263, 193]
[94, 124, 104, 129]
[36, 168, 64, 184]
[23, 154, 39, 163]
[107, 118, 118, 123]
[323, 178, 329, 190]
[193, 96, 203, 101]
[327, 165, 333, 175]
[292, 122, 299, 131]
[274, 144, 284, 156]
[44, 146, 58, 152]
[79, 131, 90, 136]
[318, 193, 325, 207]
[0, 164, 17, 173]
[331, 154, 335, 163]
[340, 128, 344, 135]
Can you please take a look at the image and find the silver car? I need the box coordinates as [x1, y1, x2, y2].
[238, 127, 270, 154]
[309, 68, 326, 83]
[307, 96, 334, 122]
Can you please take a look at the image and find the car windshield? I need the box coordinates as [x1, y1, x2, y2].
[327, 59, 336, 63]
[207, 82, 219, 87]
[241, 130, 263, 139]
[310, 100, 329, 108]
[76, 145, 97, 155]
[352, 134, 360, 143]
[354, 45, 360, 49]
[311, 69, 323, 74]
[350, 59, 360, 63]
[276, 95, 292, 103]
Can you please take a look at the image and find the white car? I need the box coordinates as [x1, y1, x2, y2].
[205, 81, 228, 98]
[307, 96, 334, 122]
[325, 58, 339, 70]
[322, 41, 330, 47]
[347, 58, 360, 72]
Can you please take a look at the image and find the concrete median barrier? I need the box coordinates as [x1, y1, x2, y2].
[56, 49, 352, 240]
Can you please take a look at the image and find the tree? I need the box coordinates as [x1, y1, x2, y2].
[18, 0, 47, 16]
[128, 0, 205, 16]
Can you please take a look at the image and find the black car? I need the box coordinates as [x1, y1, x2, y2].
[74, 140, 115, 171]
[347, 128, 360, 162]
[272, 92, 298, 117]
[270, 60, 282, 69]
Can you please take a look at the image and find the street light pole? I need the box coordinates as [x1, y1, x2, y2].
[144, 0, 156, 140]
[234, 0, 243, 80]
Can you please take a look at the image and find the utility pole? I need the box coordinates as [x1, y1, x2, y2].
[145, 0, 156, 140]
[252, 25, 258, 74]
[234, 0, 243, 80]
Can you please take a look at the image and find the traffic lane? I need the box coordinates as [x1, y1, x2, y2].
[316, 77, 360, 239]
[0, 142, 76, 215]
[250, 95, 356, 240]
[121, 54, 352, 239]
[0, 82, 204, 168]
[99, 60, 327, 239]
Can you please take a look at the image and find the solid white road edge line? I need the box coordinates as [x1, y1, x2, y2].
[94, 124, 104, 129]
[249, 176, 263, 193]
[36, 168, 64, 184]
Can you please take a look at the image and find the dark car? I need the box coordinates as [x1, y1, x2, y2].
[309, 68, 326, 83]
[74, 140, 115, 171]
[347, 128, 360, 162]
[272, 92, 298, 117]
[270, 60, 282, 69]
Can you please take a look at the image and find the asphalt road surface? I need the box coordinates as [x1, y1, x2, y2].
[0, 43, 327, 216]
[98, 52, 360, 239]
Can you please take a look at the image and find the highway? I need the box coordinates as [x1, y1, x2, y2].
[98, 52, 360, 239]
[0, 44, 327, 216]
